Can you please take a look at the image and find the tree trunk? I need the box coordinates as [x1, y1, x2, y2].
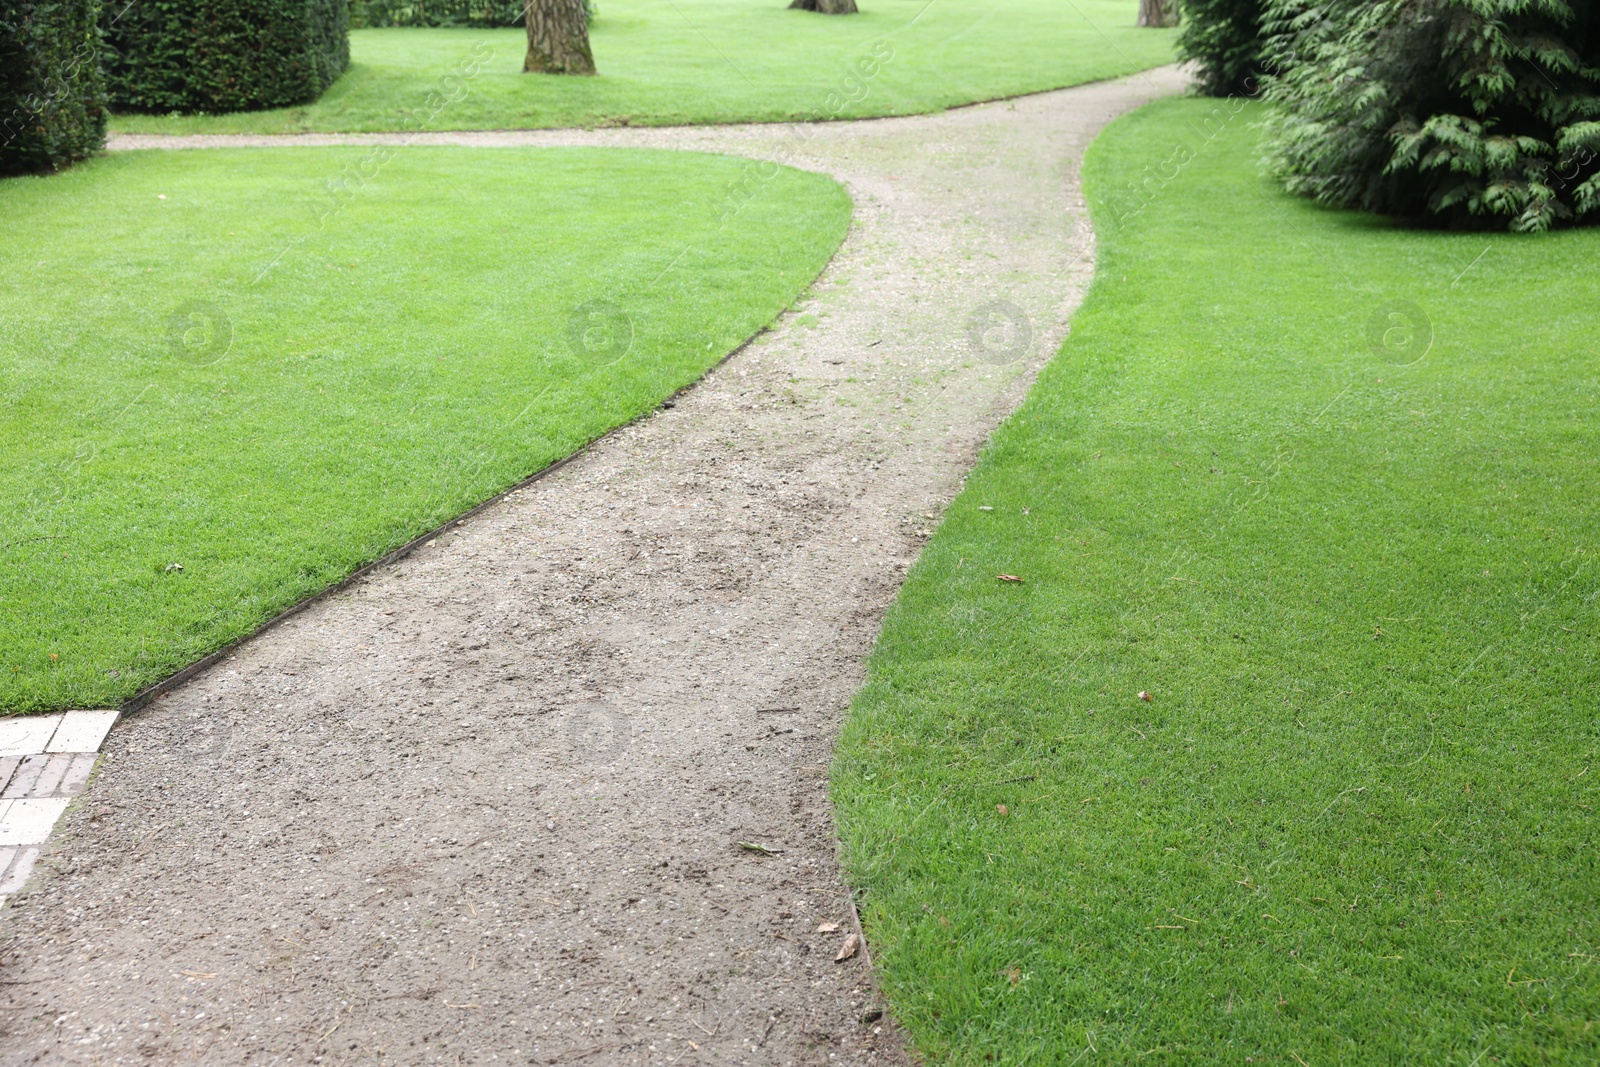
[788, 0, 859, 13]
[524, 0, 595, 75]
[1136, 0, 1177, 27]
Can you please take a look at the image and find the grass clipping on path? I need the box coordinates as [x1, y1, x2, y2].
[107, 0, 1175, 135]
[834, 98, 1599, 1064]
[2, 147, 849, 712]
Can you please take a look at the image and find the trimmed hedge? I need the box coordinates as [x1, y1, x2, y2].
[352, 0, 521, 25]
[103, 0, 351, 113]
[351, 0, 593, 27]
[0, 0, 107, 175]
[1264, 0, 1600, 231]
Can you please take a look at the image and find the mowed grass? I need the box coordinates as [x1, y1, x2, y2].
[107, 0, 1175, 135]
[1, 147, 849, 712]
[834, 98, 1600, 1064]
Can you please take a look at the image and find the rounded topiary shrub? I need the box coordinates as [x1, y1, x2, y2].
[1263, 0, 1600, 231]
[1175, 0, 1271, 97]
[103, 0, 351, 114]
[0, 0, 107, 175]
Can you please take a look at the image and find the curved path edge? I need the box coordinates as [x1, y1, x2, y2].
[2, 66, 1188, 1067]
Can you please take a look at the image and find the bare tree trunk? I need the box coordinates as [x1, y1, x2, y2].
[789, 0, 859, 13]
[1137, 0, 1177, 27]
[524, 0, 595, 75]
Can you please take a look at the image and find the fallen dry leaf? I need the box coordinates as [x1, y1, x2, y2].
[997, 574, 1024, 582]
[817, 921, 841, 934]
[996, 804, 1009, 816]
[835, 933, 861, 962]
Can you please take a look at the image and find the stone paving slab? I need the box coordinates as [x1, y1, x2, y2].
[47, 710, 119, 753]
[0, 848, 39, 895]
[0, 716, 61, 758]
[0, 799, 70, 845]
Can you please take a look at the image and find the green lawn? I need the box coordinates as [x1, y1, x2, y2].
[834, 98, 1600, 1064]
[1, 147, 849, 713]
[107, 0, 1175, 135]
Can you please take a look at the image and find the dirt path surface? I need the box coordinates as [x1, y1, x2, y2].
[2, 67, 1186, 1066]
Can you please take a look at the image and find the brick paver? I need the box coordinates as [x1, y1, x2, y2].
[0, 711, 117, 909]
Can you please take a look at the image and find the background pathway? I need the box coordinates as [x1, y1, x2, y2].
[0, 67, 1186, 1065]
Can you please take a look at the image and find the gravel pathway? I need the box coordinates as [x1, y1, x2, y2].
[1, 67, 1187, 1066]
